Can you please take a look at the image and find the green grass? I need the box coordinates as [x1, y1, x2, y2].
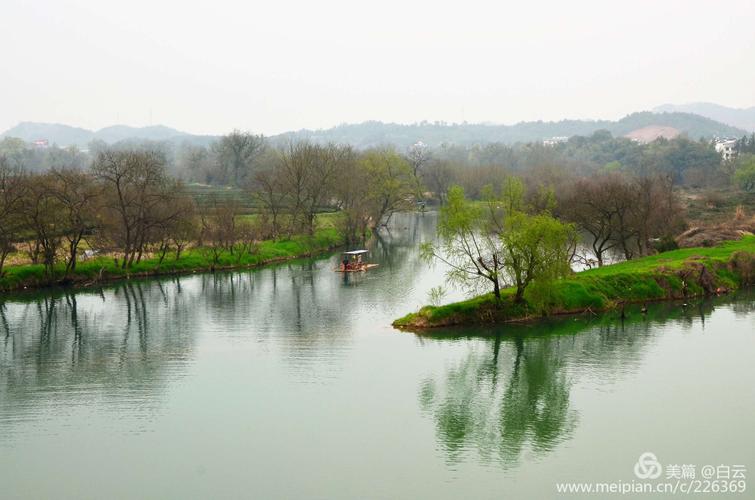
[579, 237, 754, 275]
[394, 235, 755, 329]
[0, 226, 345, 292]
[235, 211, 342, 229]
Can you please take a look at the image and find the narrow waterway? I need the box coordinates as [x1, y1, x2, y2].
[1, 212, 753, 499]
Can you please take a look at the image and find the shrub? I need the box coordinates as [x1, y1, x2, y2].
[729, 251, 755, 285]
[653, 236, 679, 253]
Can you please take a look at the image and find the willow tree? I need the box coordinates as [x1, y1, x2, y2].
[359, 148, 415, 226]
[421, 185, 506, 300]
[500, 212, 575, 305]
[424, 183, 575, 306]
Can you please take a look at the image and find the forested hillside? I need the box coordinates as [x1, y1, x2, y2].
[2, 111, 746, 150]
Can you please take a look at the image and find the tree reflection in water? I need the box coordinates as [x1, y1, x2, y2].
[0, 278, 198, 431]
[419, 332, 577, 468]
[416, 291, 751, 468]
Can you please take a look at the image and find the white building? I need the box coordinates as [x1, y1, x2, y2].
[714, 138, 737, 161]
[543, 136, 568, 147]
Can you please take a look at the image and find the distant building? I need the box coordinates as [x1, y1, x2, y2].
[543, 136, 568, 147]
[32, 139, 49, 148]
[714, 138, 737, 161]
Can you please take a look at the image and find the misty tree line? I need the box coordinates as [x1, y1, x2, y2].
[175, 130, 753, 193]
[0, 137, 417, 278]
[2, 128, 748, 191]
[417, 131, 749, 199]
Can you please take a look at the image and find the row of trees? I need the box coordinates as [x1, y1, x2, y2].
[249, 143, 415, 241]
[413, 132, 736, 198]
[558, 173, 684, 265]
[422, 168, 686, 308]
[3, 129, 744, 197]
[0, 140, 419, 279]
[0, 137, 90, 172]
[0, 151, 193, 278]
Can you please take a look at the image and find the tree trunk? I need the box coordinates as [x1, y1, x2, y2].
[121, 244, 130, 269]
[158, 243, 168, 264]
[0, 249, 8, 277]
[515, 283, 525, 303]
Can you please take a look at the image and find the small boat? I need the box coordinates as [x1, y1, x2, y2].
[336, 250, 379, 272]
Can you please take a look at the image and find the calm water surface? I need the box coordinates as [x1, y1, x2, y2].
[1, 213, 754, 499]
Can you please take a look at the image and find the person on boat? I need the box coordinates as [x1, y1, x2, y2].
[356, 254, 363, 270]
[342, 256, 350, 271]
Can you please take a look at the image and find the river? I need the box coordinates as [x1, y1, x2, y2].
[1, 212, 753, 499]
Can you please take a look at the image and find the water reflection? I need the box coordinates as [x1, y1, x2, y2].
[0, 212, 442, 435]
[419, 332, 577, 468]
[0, 279, 198, 434]
[0, 209, 751, 485]
[416, 292, 752, 468]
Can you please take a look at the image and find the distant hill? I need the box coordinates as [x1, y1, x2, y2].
[1, 122, 95, 147]
[95, 125, 190, 144]
[0, 122, 217, 148]
[273, 112, 746, 149]
[654, 102, 755, 133]
[2, 111, 747, 150]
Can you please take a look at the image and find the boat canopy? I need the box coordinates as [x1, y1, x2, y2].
[343, 250, 369, 255]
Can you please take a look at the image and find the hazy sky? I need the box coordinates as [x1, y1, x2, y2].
[2, 0, 754, 135]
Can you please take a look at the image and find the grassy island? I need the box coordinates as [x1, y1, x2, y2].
[394, 236, 755, 330]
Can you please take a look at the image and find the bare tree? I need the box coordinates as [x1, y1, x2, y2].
[331, 148, 371, 243]
[630, 174, 684, 256]
[212, 130, 265, 186]
[275, 142, 343, 235]
[20, 174, 64, 279]
[276, 142, 310, 236]
[560, 176, 618, 267]
[177, 143, 214, 183]
[92, 149, 178, 268]
[421, 159, 455, 204]
[251, 160, 288, 239]
[560, 172, 686, 265]
[407, 141, 430, 196]
[0, 156, 26, 276]
[199, 196, 242, 265]
[301, 144, 349, 234]
[47, 168, 100, 274]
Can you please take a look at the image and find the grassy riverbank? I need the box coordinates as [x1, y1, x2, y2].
[394, 236, 755, 329]
[0, 227, 345, 293]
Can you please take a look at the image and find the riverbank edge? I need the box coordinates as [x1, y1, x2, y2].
[393, 236, 755, 330]
[0, 228, 346, 294]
